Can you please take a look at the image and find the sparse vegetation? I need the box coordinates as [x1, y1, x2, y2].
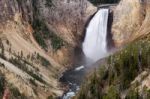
[9, 85, 27, 99]
[126, 88, 139, 99]
[51, 34, 64, 50]
[29, 79, 37, 86]
[76, 38, 150, 99]
[29, 70, 46, 84]
[0, 75, 5, 98]
[0, 62, 5, 67]
[9, 57, 46, 84]
[32, 19, 64, 51]
[9, 57, 28, 72]
[47, 95, 54, 99]
[0, 39, 6, 60]
[0, 73, 27, 99]
[37, 53, 51, 67]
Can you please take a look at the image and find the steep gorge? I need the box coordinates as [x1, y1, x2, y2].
[0, 0, 96, 98]
[0, 0, 150, 99]
[76, 0, 150, 98]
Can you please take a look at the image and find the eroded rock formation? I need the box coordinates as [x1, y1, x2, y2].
[112, 0, 150, 46]
[0, 0, 96, 98]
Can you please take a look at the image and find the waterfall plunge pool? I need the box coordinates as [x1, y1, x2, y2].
[59, 8, 114, 99]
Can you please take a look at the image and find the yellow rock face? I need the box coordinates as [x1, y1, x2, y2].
[112, 0, 150, 46]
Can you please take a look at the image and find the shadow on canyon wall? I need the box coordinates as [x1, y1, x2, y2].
[107, 10, 115, 50]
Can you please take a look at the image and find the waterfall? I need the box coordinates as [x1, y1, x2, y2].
[82, 9, 109, 62]
[62, 9, 109, 99]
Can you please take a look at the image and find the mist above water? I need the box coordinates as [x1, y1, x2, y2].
[62, 8, 110, 99]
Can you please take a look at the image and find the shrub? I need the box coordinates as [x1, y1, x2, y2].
[10, 86, 27, 99]
[29, 79, 37, 87]
[37, 53, 51, 67]
[0, 76, 5, 98]
[32, 19, 64, 51]
[51, 34, 64, 50]
[28, 71, 46, 84]
[125, 89, 139, 99]
[33, 31, 47, 49]
[103, 86, 120, 99]
[47, 95, 54, 99]
[0, 40, 6, 60]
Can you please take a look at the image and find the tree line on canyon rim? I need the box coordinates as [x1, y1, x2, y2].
[88, 0, 120, 5]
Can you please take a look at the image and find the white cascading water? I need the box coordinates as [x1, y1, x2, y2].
[83, 9, 109, 62]
[62, 9, 109, 99]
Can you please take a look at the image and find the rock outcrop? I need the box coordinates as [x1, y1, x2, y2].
[0, 0, 96, 98]
[39, 0, 97, 46]
[0, 0, 97, 65]
[0, 0, 97, 46]
[112, 0, 150, 46]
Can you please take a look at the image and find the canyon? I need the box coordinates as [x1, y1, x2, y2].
[0, 0, 150, 99]
[0, 0, 97, 98]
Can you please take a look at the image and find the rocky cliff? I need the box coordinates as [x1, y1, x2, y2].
[0, 0, 96, 98]
[39, 0, 97, 46]
[1, 0, 150, 98]
[112, 0, 150, 46]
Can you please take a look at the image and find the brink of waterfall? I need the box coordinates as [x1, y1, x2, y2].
[82, 9, 109, 62]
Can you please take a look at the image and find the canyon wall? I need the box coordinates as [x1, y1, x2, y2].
[39, 0, 97, 46]
[112, 0, 150, 46]
[0, 0, 96, 98]
[1, 0, 150, 98]
[0, 0, 97, 66]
